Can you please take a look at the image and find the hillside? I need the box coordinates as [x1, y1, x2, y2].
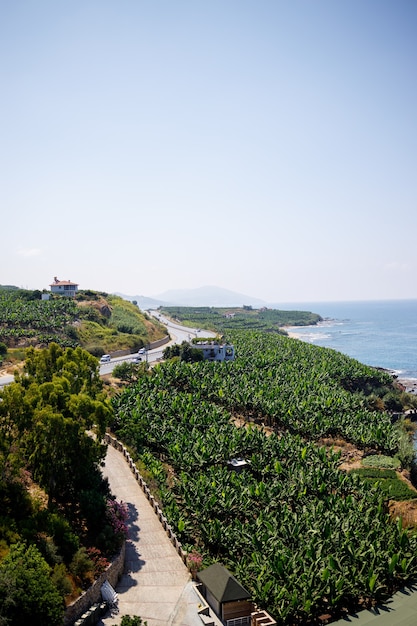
[0, 286, 167, 359]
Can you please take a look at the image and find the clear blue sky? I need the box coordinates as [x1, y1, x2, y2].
[1, 0, 416, 303]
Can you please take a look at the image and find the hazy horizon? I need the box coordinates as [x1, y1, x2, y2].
[2, 1, 416, 303]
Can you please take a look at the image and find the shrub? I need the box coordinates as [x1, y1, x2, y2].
[87, 345, 105, 357]
[113, 361, 135, 380]
[106, 499, 129, 541]
[362, 455, 401, 470]
[51, 563, 72, 597]
[69, 547, 94, 586]
[45, 513, 80, 564]
[121, 616, 148, 626]
[86, 547, 110, 577]
[394, 419, 415, 468]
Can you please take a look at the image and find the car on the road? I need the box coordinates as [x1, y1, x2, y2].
[100, 354, 111, 363]
[132, 356, 142, 364]
[138, 348, 146, 354]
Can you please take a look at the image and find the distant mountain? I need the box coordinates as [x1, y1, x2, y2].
[116, 286, 267, 308]
[113, 293, 169, 310]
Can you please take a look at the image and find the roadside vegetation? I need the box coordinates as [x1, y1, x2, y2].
[0, 343, 123, 625]
[112, 328, 417, 624]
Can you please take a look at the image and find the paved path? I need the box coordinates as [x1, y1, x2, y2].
[97, 444, 221, 626]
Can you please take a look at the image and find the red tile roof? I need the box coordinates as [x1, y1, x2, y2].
[50, 279, 78, 286]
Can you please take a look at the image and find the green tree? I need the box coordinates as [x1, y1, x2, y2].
[163, 342, 204, 362]
[0, 542, 64, 626]
[27, 404, 106, 514]
[0, 344, 111, 522]
[112, 360, 148, 383]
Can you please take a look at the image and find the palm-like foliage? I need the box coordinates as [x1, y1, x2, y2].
[112, 330, 416, 624]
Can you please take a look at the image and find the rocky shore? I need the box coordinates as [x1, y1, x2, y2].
[398, 377, 417, 395]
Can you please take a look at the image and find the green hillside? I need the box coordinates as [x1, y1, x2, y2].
[0, 286, 166, 359]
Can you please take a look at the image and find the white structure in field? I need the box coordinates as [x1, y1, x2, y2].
[50, 277, 78, 297]
[193, 341, 235, 362]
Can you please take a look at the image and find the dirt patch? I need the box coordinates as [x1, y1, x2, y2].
[0, 362, 23, 378]
[316, 436, 365, 470]
[389, 500, 417, 528]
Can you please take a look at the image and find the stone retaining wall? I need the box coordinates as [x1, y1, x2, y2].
[64, 542, 125, 626]
[105, 433, 189, 567]
[109, 335, 170, 359]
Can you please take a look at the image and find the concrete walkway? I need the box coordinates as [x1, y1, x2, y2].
[97, 444, 221, 626]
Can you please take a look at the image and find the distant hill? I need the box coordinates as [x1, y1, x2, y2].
[117, 286, 267, 309]
[113, 293, 169, 310]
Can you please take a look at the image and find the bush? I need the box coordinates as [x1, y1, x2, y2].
[86, 547, 110, 577]
[362, 455, 401, 470]
[163, 341, 204, 362]
[70, 547, 94, 586]
[394, 419, 415, 468]
[51, 563, 72, 597]
[45, 512, 80, 564]
[86, 345, 105, 357]
[121, 616, 148, 626]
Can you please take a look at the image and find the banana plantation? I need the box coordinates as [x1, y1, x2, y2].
[0, 296, 79, 347]
[112, 330, 417, 624]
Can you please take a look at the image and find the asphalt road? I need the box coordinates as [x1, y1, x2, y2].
[99, 313, 216, 375]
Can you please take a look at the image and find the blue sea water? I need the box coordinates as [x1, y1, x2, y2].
[281, 299, 417, 385]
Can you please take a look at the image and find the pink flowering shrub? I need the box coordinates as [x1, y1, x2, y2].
[106, 499, 129, 541]
[186, 550, 203, 574]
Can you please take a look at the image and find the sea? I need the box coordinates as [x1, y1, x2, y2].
[280, 299, 417, 393]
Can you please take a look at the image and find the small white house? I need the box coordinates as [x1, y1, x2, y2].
[50, 277, 79, 297]
[192, 341, 235, 362]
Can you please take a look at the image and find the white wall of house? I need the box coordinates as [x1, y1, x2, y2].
[194, 343, 235, 361]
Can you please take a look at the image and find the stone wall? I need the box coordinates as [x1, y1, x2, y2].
[109, 335, 170, 359]
[63, 542, 125, 626]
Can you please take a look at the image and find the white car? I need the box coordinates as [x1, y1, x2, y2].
[100, 354, 111, 363]
[132, 356, 142, 363]
[138, 348, 146, 354]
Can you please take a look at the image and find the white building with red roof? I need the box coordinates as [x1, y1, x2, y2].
[49, 277, 79, 297]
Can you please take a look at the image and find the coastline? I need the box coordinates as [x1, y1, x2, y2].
[285, 327, 417, 395]
[396, 377, 417, 395]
